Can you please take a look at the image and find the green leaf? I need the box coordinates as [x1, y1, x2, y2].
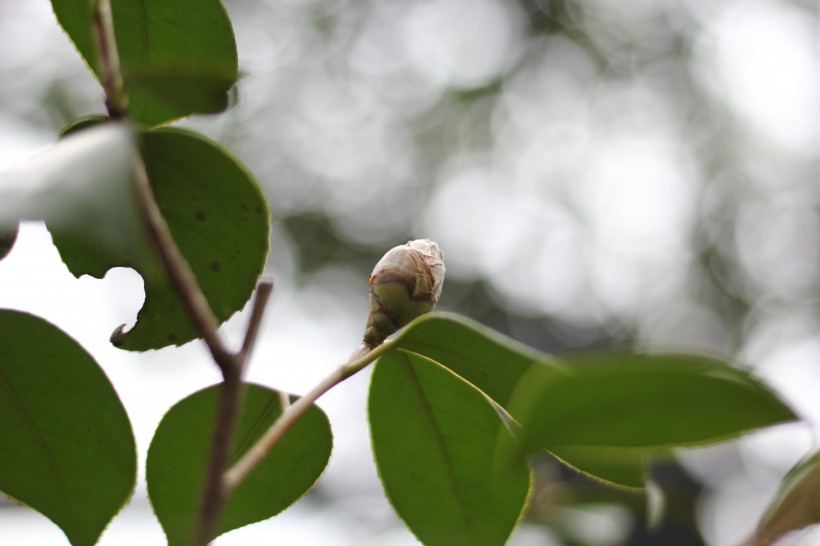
[547, 445, 648, 490]
[752, 451, 820, 544]
[392, 313, 564, 409]
[147, 383, 333, 545]
[369, 350, 531, 546]
[390, 314, 643, 489]
[106, 128, 270, 351]
[51, 0, 238, 126]
[0, 310, 136, 546]
[0, 124, 269, 351]
[511, 352, 798, 452]
[387, 316, 795, 490]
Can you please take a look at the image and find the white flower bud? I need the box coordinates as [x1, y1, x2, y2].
[363, 239, 445, 347]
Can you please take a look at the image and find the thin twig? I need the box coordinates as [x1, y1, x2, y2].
[131, 157, 235, 370]
[223, 341, 391, 493]
[239, 279, 274, 367]
[91, 0, 128, 118]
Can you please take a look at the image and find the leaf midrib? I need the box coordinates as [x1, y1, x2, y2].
[397, 350, 473, 539]
[0, 369, 80, 528]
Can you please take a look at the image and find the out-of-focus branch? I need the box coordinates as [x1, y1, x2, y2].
[91, 0, 128, 118]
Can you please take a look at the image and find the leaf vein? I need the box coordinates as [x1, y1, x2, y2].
[397, 351, 473, 536]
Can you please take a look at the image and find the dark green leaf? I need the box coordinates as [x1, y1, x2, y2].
[547, 445, 648, 490]
[392, 312, 564, 409]
[0, 310, 136, 546]
[369, 350, 531, 546]
[0, 224, 18, 261]
[51, 0, 238, 126]
[752, 451, 820, 544]
[59, 115, 110, 138]
[147, 383, 333, 545]
[124, 69, 235, 119]
[105, 128, 270, 350]
[511, 352, 798, 451]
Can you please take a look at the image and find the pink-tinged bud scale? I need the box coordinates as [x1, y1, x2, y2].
[363, 239, 445, 347]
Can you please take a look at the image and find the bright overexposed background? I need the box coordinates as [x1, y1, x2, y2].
[0, 0, 818, 545]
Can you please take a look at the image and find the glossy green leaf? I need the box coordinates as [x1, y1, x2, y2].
[0, 310, 136, 546]
[392, 312, 564, 409]
[751, 451, 820, 544]
[147, 383, 333, 545]
[511, 352, 798, 451]
[369, 350, 531, 546]
[51, 0, 238, 126]
[105, 128, 270, 350]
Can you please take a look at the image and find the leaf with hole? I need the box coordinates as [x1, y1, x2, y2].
[369, 350, 531, 546]
[51, 0, 238, 126]
[105, 128, 270, 351]
[146, 383, 333, 545]
[0, 309, 136, 546]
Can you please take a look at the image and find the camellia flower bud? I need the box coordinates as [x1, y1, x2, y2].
[363, 239, 445, 347]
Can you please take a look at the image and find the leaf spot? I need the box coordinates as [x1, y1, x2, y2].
[211, 261, 222, 272]
[195, 212, 206, 222]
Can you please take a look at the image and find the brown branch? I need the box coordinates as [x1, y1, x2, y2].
[132, 155, 248, 544]
[91, 0, 128, 118]
[93, 1, 279, 540]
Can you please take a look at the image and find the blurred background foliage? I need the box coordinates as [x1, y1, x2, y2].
[0, 0, 818, 544]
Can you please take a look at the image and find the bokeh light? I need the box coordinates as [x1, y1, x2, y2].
[1, 0, 818, 544]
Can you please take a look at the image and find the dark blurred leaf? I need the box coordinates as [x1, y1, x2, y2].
[511, 352, 798, 450]
[0, 123, 150, 267]
[51, 0, 238, 126]
[104, 128, 269, 350]
[147, 384, 332, 546]
[58, 115, 109, 138]
[124, 68, 235, 118]
[751, 451, 820, 545]
[369, 350, 530, 546]
[0, 124, 269, 351]
[548, 445, 647, 490]
[0, 310, 136, 546]
[282, 212, 378, 276]
[0, 225, 18, 261]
